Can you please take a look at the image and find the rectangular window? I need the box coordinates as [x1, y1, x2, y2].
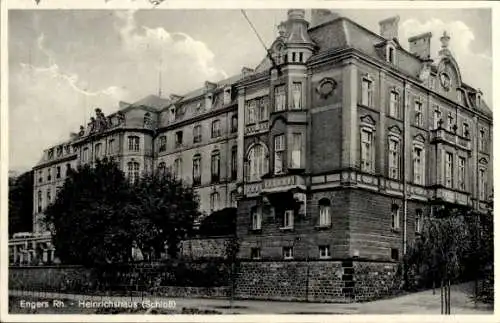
[274, 135, 285, 174]
[445, 152, 453, 188]
[193, 126, 202, 143]
[127, 162, 140, 184]
[231, 147, 237, 180]
[413, 146, 424, 185]
[230, 191, 237, 208]
[414, 101, 423, 127]
[128, 136, 139, 151]
[224, 88, 231, 105]
[159, 136, 167, 151]
[192, 157, 201, 186]
[38, 171, 43, 183]
[211, 120, 221, 138]
[283, 246, 293, 260]
[388, 139, 400, 180]
[415, 209, 423, 234]
[433, 109, 442, 129]
[108, 139, 115, 155]
[283, 210, 294, 229]
[231, 115, 238, 133]
[47, 169, 52, 181]
[174, 158, 182, 179]
[291, 82, 302, 110]
[458, 157, 466, 190]
[479, 130, 485, 151]
[47, 189, 51, 204]
[447, 114, 454, 132]
[95, 143, 102, 159]
[361, 130, 373, 172]
[247, 100, 257, 124]
[389, 91, 399, 118]
[274, 85, 286, 112]
[391, 248, 399, 261]
[361, 78, 373, 107]
[319, 245, 331, 259]
[210, 192, 220, 211]
[250, 248, 261, 260]
[252, 208, 262, 230]
[391, 204, 400, 230]
[462, 123, 469, 137]
[291, 133, 302, 168]
[479, 169, 486, 200]
[175, 131, 183, 148]
[211, 152, 220, 183]
[82, 147, 89, 162]
[37, 190, 42, 212]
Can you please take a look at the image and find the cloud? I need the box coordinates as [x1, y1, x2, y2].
[114, 10, 228, 93]
[400, 18, 492, 106]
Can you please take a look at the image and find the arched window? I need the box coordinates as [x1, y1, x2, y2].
[211, 150, 220, 183]
[193, 154, 201, 185]
[246, 143, 269, 182]
[127, 162, 140, 184]
[318, 198, 332, 227]
[158, 161, 166, 173]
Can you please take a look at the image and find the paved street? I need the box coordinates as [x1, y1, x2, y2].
[9, 283, 493, 314]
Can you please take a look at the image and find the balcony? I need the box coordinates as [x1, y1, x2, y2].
[430, 128, 471, 151]
[262, 174, 306, 194]
[432, 187, 470, 206]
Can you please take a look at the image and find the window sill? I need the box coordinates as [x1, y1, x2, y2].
[283, 257, 294, 261]
[279, 227, 294, 232]
[315, 224, 331, 230]
[391, 228, 401, 233]
[319, 256, 332, 260]
[249, 229, 262, 234]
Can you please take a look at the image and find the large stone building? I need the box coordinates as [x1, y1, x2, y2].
[15, 8, 492, 299]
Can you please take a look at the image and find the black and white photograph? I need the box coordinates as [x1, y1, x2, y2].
[2, 0, 496, 320]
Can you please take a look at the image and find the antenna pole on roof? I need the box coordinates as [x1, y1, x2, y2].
[158, 53, 162, 97]
[240, 9, 280, 72]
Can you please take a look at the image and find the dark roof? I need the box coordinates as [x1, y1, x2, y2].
[130, 95, 170, 111]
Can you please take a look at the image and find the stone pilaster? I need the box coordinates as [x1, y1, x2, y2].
[237, 88, 246, 182]
[341, 60, 358, 169]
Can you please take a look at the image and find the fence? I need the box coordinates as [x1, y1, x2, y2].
[9, 259, 233, 299]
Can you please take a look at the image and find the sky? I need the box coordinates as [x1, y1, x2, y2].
[8, 8, 492, 173]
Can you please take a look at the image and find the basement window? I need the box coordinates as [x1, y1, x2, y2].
[391, 248, 399, 261]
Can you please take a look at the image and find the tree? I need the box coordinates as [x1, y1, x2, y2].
[44, 158, 131, 266]
[126, 170, 200, 259]
[405, 204, 493, 313]
[9, 171, 34, 237]
[197, 207, 237, 237]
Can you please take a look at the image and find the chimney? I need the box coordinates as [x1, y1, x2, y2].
[204, 81, 217, 91]
[241, 67, 254, 77]
[408, 32, 432, 60]
[169, 94, 183, 102]
[310, 9, 339, 27]
[287, 9, 306, 20]
[379, 16, 400, 41]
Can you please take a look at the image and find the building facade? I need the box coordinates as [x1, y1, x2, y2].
[234, 9, 493, 265]
[18, 9, 492, 278]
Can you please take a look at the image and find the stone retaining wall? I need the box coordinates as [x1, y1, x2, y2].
[234, 260, 400, 302]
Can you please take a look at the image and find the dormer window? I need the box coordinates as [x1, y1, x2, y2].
[386, 44, 396, 64]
